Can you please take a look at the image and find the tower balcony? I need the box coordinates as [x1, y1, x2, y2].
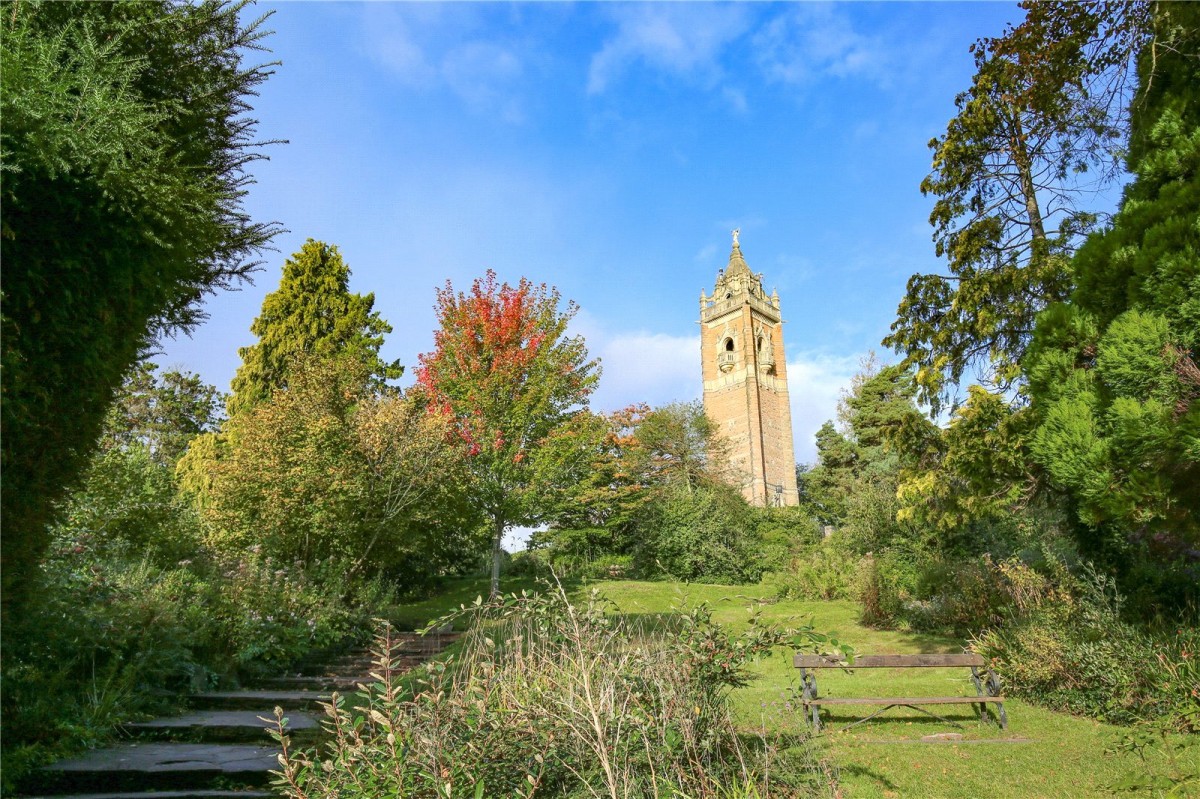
[717, 351, 737, 372]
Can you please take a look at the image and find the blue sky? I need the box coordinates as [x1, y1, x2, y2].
[161, 1, 1025, 465]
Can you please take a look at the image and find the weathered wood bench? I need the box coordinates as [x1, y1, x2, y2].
[794, 653, 1006, 733]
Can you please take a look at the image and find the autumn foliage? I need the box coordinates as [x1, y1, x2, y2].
[416, 270, 599, 594]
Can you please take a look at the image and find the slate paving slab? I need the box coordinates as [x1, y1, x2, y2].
[125, 709, 320, 743]
[37, 743, 278, 792]
[27, 633, 457, 796]
[187, 689, 332, 711]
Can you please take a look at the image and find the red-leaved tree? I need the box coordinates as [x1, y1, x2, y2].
[416, 271, 601, 596]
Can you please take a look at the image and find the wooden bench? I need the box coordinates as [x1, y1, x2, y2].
[794, 653, 1006, 733]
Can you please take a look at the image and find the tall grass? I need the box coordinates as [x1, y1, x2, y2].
[272, 582, 832, 798]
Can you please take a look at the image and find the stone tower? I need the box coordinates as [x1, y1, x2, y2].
[699, 231, 800, 507]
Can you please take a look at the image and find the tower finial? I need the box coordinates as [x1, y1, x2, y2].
[732, 228, 740, 248]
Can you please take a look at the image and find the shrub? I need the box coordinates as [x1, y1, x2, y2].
[632, 482, 766, 584]
[272, 585, 833, 798]
[856, 551, 919, 629]
[212, 552, 387, 675]
[973, 569, 1199, 726]
[771, 547, 862, 601]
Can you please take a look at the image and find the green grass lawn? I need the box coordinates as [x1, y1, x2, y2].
[387, 576, 1193, 798]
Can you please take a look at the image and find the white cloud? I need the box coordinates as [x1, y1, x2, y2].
[586, 327, 702, 413]
[360, 4, 438, 85]
[360, 6, 527, 123]
[588, 5, 751, 94]
[785, 351, 863, 464]
[754, 5, 884, 87]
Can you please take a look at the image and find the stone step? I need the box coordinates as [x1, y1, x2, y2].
[124, 709, 321, 744]
[33, 743, 278, 793]
[254, 674, 367, 691]
[188, 689, 332, 712]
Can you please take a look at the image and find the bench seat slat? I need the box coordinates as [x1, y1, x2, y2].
[794, 653, 985, 669]
[804, 696, 1004, 706]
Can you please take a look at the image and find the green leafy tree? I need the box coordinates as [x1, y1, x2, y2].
[0, 0, 281, 618]
[633, 401, 731, 493]
[226, 239, 401, 416]
[802, 360, 931, 552]
[1026, 2, 1200, 553]
[103, 362, 224, 468]
[886, 2, 1151, 412]
[415, 270, 600, 597]
[538, 402, 734, 572]
[797, 422, 858, 524]
[198, 354, 472, 579]
[631, 480, 762, 583]
[896, 385, 1035, 532]
[544, 405, 654, 536]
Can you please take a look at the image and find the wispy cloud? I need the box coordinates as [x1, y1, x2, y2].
[575, 315, 701, 413]
[754, 5, 885, 87]
[359, 5, 528, 123]
[588, 4, 751, 94]
[442, 42, 526, 123]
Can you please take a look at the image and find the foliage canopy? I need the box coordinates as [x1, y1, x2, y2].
[416, 270, 600, 596]
[0, 0, 281, 616]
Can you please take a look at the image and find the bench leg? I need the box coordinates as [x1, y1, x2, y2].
[800, 668, 822, 733]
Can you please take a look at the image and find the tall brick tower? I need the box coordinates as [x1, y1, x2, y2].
[699, 231, 799, 507]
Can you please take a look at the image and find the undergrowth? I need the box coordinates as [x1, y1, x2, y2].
[272, 582, 838, 798]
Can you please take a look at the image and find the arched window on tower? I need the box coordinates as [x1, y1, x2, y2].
[717, 337, 736, 372]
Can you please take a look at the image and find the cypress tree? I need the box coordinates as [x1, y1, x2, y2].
[227, 239, 401, 416]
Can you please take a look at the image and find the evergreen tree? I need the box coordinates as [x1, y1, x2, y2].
[887, 2, 1151, 412]
[1, 0, 280, 618]
[1026, 3, 1199, 552]
[103, 362, 225, 469]
[226, 239, 401, 416]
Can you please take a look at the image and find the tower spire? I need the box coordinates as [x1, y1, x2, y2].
[726, 228, 751, 277]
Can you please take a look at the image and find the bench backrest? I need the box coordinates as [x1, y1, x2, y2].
[793, 653, 985, 669]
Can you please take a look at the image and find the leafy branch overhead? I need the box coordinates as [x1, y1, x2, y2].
[887, 1, 1151, 412]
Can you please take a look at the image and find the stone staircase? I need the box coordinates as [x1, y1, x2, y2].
[21, 632, 460, 799]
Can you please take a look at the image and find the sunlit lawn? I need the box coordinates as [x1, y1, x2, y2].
[388, 576, 1190, 798]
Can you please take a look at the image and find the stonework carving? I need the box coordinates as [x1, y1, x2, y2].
[699, 235, 799, 507]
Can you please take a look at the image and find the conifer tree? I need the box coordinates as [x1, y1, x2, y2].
[1, 0, 280, 618]
[227, 239, 401, 416]
[887, 2, 1151, 412]
[1026, 3, 1199, 552]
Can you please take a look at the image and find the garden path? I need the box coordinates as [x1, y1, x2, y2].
[21, 631, 459, 798]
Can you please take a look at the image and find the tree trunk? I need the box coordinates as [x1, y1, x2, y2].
[490, 515, 504, 599]
[1008, 113, 1047, 244]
